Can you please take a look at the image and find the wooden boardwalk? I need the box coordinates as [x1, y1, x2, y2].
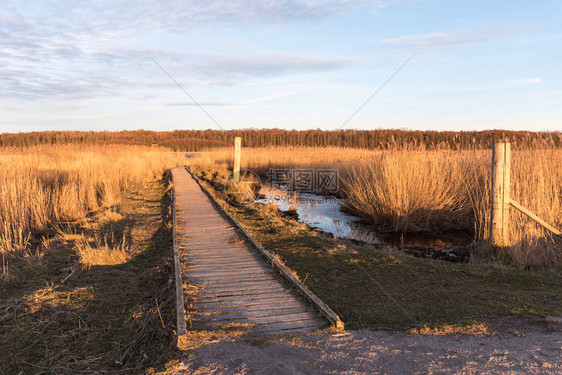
[172, 167, 329, 335]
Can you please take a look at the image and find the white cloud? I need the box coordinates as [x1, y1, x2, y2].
[384, 28, 516, 52]
[190, 53, 362, 77]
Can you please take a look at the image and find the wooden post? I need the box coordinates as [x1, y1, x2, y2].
[502, 143, 511, 243]
[490, 142, 511, 247]
[233, 137, 241, 183]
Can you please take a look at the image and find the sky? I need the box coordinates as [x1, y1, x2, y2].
[1, 0, 561, 133]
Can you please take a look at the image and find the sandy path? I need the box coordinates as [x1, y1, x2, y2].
[175, 328, 561, 375]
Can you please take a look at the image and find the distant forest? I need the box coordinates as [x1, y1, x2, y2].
[1, 129, 561, 150]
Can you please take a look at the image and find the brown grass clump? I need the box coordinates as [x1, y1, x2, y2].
[76, 234, 131, 268]
[343, 150, 483, 232]
[25, 285, 96, 312]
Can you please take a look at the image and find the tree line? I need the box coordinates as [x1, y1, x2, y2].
[1, 129, 560, 150]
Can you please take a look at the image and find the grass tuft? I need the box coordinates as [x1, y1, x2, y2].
[76, 233, 131, 268]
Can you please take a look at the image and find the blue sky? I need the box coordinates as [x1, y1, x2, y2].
[1, 0, 561, 133]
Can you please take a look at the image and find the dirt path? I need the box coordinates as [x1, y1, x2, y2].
[174, 327, 561, 374]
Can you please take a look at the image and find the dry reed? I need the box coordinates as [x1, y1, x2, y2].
[0, 144, 184, 254]
[191, 145, 562, 268]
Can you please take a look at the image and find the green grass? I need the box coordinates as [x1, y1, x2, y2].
[0, 179, 180, 374]
[193, 167, 562, 332]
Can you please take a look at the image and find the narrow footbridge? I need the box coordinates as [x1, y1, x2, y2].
[172, 167, 342, 337]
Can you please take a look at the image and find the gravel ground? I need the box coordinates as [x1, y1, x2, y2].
[175, 325, 561, 375]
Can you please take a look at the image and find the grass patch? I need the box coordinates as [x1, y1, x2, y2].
[192, 167, 562, 332]
[76, 233, 130, 268]
[0, 178, 180, 374]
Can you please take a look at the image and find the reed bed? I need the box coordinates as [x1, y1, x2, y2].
[0, 145, 184, 254]
[192, 146, 562, 268]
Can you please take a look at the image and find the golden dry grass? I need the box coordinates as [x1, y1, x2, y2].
[192, 146, 562, 268]
[409, 322, 491, 336]
[76, 233, 130, 268]
[0, 144, 185, 255]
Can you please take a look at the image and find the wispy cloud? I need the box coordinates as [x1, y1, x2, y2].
[399, 78, 542, 94]
[164, 101, 236, 107]
[190, 53, 362, 78]
[384, 28, 517, 52]
[235, 87, 314, 105]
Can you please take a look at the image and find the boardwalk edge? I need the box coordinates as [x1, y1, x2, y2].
[186, 167, 345, 331]
[172, 169, 189, 349]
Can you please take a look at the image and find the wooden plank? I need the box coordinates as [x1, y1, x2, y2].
[510, 199, 562, 238]
[183, 245, 253, 252]
[188, 254, 257, 267]
[197, 288, 289, 302]
[186, 254, 259, 261]
[201, 285, 285, 297]
[207, 311, 321, 326]
[188, 258, 255, 265]
[189, 273, 274, 283]
[171, 169, 188, 350]
[187, 167, 345, 331]
[199, 290, 294, 305]
[188, 262, 266, 271]
[204, 304, 304, 315]
[199, 295, 298, 309]
[200, 278, 284, 289]
[202, 283, 285, 295]
[201, 306, 309, 320]
[185, 248, 257, 255]
[189, 273, 276, 282]
[189, 265, 271, 275]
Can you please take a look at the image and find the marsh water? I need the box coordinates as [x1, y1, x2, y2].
[256, 186, 470, 262]
[257, 186, 380, 244]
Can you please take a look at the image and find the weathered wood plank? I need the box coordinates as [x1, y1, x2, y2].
[202, 284, 285, 295]
[207, 311, 321, 326]
[203, 301, 304, 314]
[510, 199, 562, 237]
[201, 306, 309, 320]
[171, 169, 189, 350]
[197, 288, 290, 302]
[199, 295, 298, 309]
[200, 278, 284, 289]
